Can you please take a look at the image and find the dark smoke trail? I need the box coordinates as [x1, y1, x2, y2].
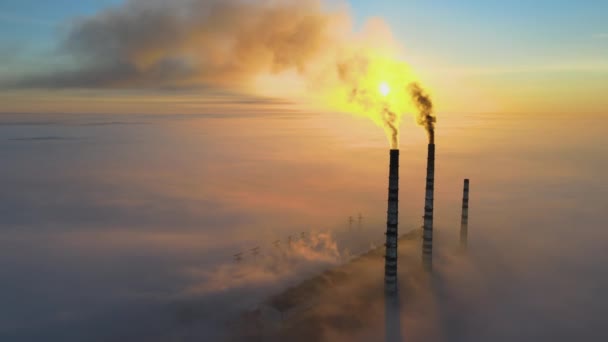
[409, 83, 435, 144]
[383, 106, 399, 149]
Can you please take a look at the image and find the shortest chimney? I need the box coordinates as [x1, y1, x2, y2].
[459, 179, 470, 250]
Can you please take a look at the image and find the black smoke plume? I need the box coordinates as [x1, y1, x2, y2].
[409, 83, 436, 144]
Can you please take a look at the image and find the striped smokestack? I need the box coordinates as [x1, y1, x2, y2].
[384, 149, 399, 294]
[460, 179, 470, 251]
[422, 143, 435, 271]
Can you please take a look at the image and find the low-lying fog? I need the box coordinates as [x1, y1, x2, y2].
[0, 111, 606, 341]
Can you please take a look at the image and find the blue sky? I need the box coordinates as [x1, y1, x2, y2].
[349, 0, 608, 68]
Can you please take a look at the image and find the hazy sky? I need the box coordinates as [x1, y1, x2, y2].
[1, 2, 608, 340]
[1, 0, 607, 114]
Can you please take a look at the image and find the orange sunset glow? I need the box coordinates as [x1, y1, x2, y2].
[1, 1, 607, 341]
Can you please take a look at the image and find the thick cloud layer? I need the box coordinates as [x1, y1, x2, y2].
[1, 112, 607, 341]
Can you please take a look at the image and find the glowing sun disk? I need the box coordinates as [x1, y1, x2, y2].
[379, 82, 390, 97]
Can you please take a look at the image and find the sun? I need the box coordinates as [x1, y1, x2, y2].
[379, 82, 391, 97]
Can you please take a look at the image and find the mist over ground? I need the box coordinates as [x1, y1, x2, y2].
[0, 110, 607, 341]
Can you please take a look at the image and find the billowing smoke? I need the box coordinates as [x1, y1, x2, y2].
[185, 231, 343, 296]
[409, 82, 436, 144]
[6, 0, 434, 148]
[8, 0, 340, 88]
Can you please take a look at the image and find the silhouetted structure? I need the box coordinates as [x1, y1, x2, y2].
[422, 143, 435, 271]
[234, 253, 243, 262]
[460, 179, 470, 250]
[384, 149, 399, 294]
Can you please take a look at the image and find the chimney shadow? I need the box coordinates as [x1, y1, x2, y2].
[385, 292, 403, 342]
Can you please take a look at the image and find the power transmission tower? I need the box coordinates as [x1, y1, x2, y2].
[251, 247, 260, 259]
[233, 252, 243, 263]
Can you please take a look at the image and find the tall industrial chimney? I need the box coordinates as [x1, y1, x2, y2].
[384, 149, 399, 294]
[459, 179, 470, 251]
[422, 143, 435, 271]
